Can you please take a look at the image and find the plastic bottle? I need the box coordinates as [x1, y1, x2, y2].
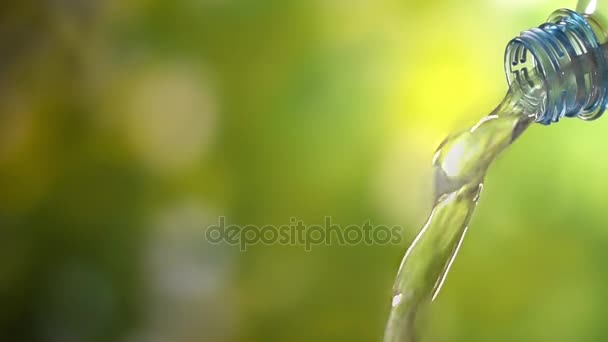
[505, 0, 608, 124]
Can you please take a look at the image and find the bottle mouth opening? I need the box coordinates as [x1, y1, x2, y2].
[505, 40, 545, 97]
[504, 40, 548, 121]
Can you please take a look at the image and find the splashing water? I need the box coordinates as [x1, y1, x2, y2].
[383, 84, 545, 342]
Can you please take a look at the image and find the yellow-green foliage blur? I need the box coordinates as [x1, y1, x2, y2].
[2, 0, 606, 341]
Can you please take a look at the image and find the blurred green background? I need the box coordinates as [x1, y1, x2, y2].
[3, 0, 608, 341]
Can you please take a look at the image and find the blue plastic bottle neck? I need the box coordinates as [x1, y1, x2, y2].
[505, 9, 608, 125]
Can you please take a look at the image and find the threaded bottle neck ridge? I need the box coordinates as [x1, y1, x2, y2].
[505, 9, 608, 125]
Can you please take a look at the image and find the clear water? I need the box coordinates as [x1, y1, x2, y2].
[383, 84, 546, 342]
